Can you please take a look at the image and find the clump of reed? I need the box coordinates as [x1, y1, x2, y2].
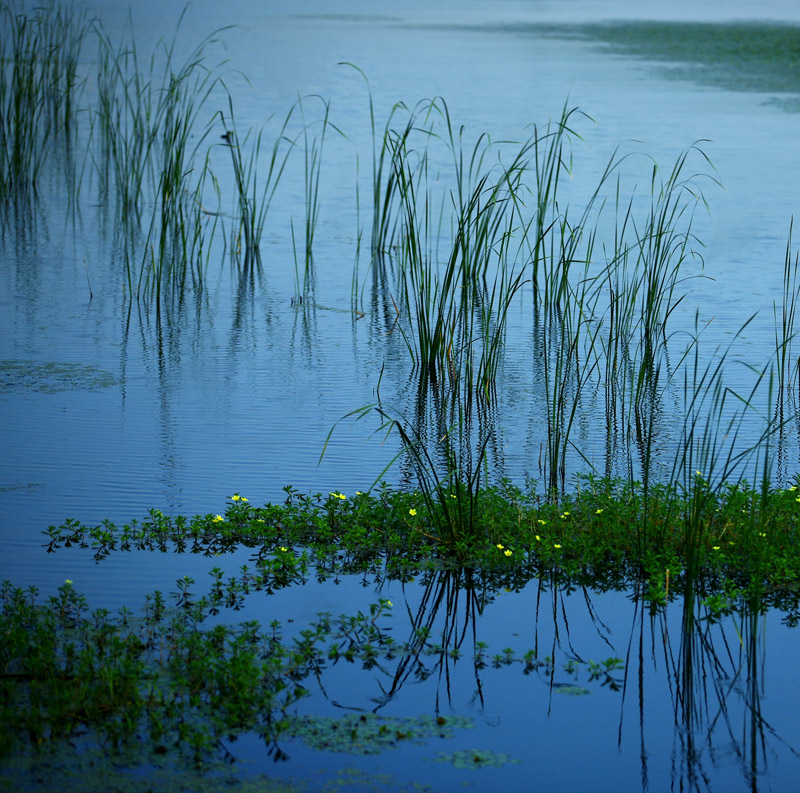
[387, 99, 532, 397]
[220, 97, 296, 268]
[0, 0, 90, 196]
[289, 94, 341, 299]
[93, 11, 228, 299]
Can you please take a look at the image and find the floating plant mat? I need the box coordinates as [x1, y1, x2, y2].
[285, 713, 474, 755]
[0, 360, 117, 394]
[432, 748, 520, 770]
[531, 21, 800, 107]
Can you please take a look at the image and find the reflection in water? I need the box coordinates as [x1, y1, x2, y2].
[304, 565, 800, 791]
[620, 581, 800, 793]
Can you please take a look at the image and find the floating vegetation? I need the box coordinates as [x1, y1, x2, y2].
[0, 360, 117, 393]
[551, 683, 591, 696]
[433, 748, 520, 770]
[286, 713, 473, 755]
[536, 21, 800, 102]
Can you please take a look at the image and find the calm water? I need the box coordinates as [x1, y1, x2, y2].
[2, 0, 800, 789]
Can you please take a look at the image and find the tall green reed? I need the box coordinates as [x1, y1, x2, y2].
[338, 63, 422, 264]
[0, 0, 90, 196]
[94, 10, 227, 299]
[774, 219, 799, 403]
[220, 96, 296, 267]
[293, 94, 341, 297]
[392, 101, 531, 396]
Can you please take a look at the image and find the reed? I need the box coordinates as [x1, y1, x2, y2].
[339, 63, 424, 264]
[93, 10, 227, 299]
[774, 219, 800, 403]
[0, 0, 90, 195]
[221, 96, 296, 267]
[392, 103, 532, 397]
[297, 94, 339, 283]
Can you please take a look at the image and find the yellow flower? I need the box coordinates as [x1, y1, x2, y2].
[329, 491, 346, 500]
[595, 509, 603, 515]
[758, 532, 767, 538]
[213, 515, 223, 523]
[535, 535, 540, 541]
[409, 508, 417, 516]
[241, 497, 248, 503]
[387, 600, 393, 607]
[65, 579, 73, 584]
[279, 546, 288, 552]
[554, 543, 562, 549]
[496, 543, 504, 550]
[232, 494, 241, 501]
[560, 512, 569, 520]
[537, 519, 546, 525]
[712, 546, 720, 551]
[504, 549, 512, 557]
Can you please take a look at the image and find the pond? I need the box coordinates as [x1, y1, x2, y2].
[2, 0, 800, 790]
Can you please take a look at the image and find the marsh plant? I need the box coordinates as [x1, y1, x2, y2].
[3, 1, 800, 494]
[0, 0, 90, 196]
[219, 96, 296, 267]
[93, 12, 229, 298]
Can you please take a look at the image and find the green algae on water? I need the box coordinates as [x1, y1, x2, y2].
[0, 360, 117, 393]
[536, 21, 800, 106]
[286, 713, 473, 755]
[432, 748, 520, 769]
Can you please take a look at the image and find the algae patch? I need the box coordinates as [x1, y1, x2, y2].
[0, 360, 117, 393]
[535, 21, 800, 106]
[552, 683, 591, 696]
[432, 748, 520, 770]
[286, 713, 473, 755]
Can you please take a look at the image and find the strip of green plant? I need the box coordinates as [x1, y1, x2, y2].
[535, 21, 800, 100]
[45, 476, 800, 602]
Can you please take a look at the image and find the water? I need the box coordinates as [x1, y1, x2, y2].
[2, 0, 800, 789]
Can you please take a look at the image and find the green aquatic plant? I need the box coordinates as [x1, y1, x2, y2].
[292, 94, 342, 298]
[45, 477, 800, 596]
[0, 0, 90, 195]
[391, 100, 531, 395]
[339, 62, 423, 264]
[220, 96, 296, 267]
[286, 712, 473, 755]
[93, 9, 228, 299]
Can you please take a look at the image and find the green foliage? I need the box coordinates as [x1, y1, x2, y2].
[45, 478, 800, 596]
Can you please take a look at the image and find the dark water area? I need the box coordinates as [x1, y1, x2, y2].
[2, 0, 800, 789]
